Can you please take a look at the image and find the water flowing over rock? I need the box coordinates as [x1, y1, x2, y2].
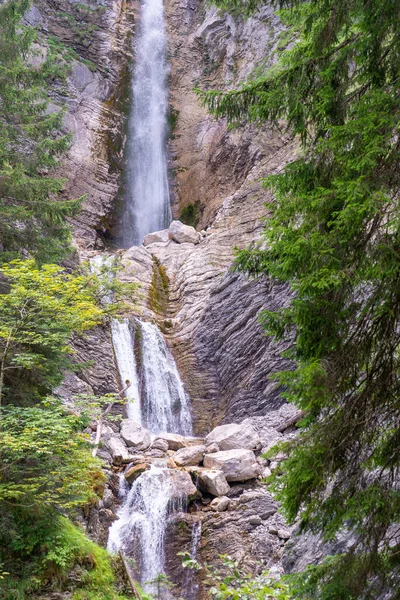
[139, 320, 192, 435]
[122, 0, 171, 246]
[108, 467, 186, 592]
[110, 319, 142, 422]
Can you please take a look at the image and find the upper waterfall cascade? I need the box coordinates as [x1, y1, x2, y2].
[122, 0, 171, 247]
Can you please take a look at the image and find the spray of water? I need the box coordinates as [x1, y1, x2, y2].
[123, 0, 171, 247]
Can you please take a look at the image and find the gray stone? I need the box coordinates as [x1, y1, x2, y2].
[167, 470, 198, 502]
[168, 220, 201, 244]
[188, 467, 231, 497]
[120, 420, 151, 451]
[124, 463, 150, 484]
[205, 422, 260, 451]
[143, 229, 170, 246]
[104, 436, 130, 463]
[204, 449, 260, 482]
[210, 496, 230, 512]
[154, 432, 187, 450]
[249, 516, 262, 526]
[278, 529, 291, 540]
[174, 445, 206, 467]
[205, 442, 220, 453]
[151, 438, 169, 452]
[102, 488, 114, 509]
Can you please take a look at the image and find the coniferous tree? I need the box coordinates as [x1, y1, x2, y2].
[201, 0, 400, 597]
[0, 0, 79, 264]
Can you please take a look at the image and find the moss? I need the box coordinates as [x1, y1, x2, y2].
[179, 202, 200, 228]
[148, 256, 169, 316]
[167, 106, 179, 139]
[0, 516, 132, 600]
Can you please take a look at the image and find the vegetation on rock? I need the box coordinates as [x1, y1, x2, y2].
[201, 0, 400, 597]
[0, 0, 78, 265]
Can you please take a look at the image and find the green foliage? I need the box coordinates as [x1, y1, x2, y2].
[179, 552, 292, 599]
[0, 513, 131, 600]
[0, 398, 104, 509]
[201, 0, 400, 597]
[0, 260, 103, 404]
[179, 201, 200, 228]
[0, 0, 79, 263]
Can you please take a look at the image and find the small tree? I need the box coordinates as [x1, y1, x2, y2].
[0, 260, 103, 406]
[0, 0, 79, 264]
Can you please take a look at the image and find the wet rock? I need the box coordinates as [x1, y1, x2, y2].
[104, 436, 130, 463]
[204, 449, 261, 482]
[143, 229, 170, 246]
[205, 422, 260, 451]
[210, 496, 230, 512]
[188, 467, 230, 497]
[174, 444, 206, 467]
[168, 220, 201, 244]
[167, 470, 198, 502]
[154, 432, 187, 450]
[151, 438, 169, 452]
[124, 463, 150, 484]
[120, 420, 151, 451]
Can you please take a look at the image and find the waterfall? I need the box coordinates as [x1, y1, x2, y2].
[108, 466, 179, 594]
[123, 0, 171, 247]
[184, 520, 202, 600]
[139, 320, 192, 436]
[111, 319, 141, 422]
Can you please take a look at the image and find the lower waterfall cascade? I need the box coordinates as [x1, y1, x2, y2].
[107, 315, 196, 594]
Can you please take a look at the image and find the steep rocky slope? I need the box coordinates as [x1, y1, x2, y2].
[33, 0, 302, 593]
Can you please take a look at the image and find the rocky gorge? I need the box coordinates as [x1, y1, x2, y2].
[24, 0, 306, 596]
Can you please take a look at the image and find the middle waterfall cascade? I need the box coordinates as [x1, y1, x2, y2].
[110, 319, 142, 423]
[122, 0, 171, 247]
[140, 320, 192, 435]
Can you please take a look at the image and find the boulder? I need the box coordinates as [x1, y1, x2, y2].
[143, 229, 169, 246]
[104, 436, 130, 463]
[151, 438, 169, 452]
[187, 467, 230, 497]
[125, 463, 150, 484]
[154, 432, 187, 450]
[206, 442, 220, 453]
[174, 445, 206, 467]
[203, 449, 260, 482]
[168, 220, 201, 244]
[166, 470, 198, 502]
[120, 420, 151, 451]
[205, 422, 260, 452]
[210, 496, 230, 512]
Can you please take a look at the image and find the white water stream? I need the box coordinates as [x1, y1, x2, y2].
[102, 0, 200, 592]
[122, 0, 171, 246]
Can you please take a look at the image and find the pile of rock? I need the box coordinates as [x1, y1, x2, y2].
[102, 420, 272, 504]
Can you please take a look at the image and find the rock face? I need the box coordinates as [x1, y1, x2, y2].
[204, 449, 260, 482]
[120, 421, 151, 451]
[168, 220, 202, 244]
[174, 444, 206, 466]
[205, 423, 260, 451]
